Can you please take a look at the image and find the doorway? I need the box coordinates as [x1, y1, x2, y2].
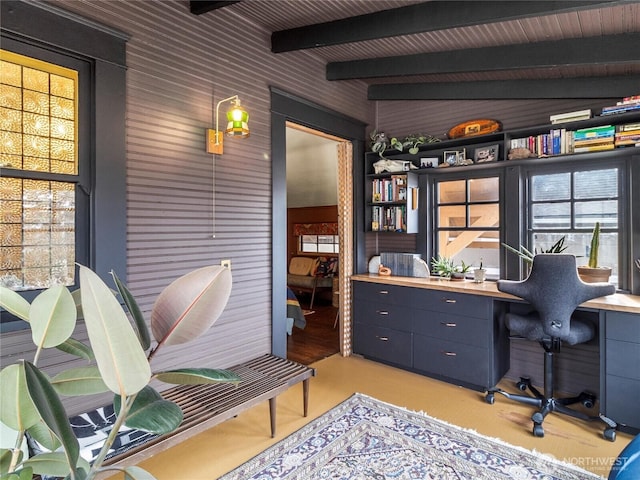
[270, 87, 366, 360]
[286, 124, 342, 363]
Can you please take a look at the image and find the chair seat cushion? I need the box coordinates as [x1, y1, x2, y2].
[505, 312, 595, 345]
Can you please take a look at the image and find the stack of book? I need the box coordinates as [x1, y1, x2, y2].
[615, 122, 640, 148]
[573, 125, 615, 153]
[380, 252, 421, 277]
[549, 109, 591, 124]
[510, 128, 574, 156]
[601, 95, 640, 116]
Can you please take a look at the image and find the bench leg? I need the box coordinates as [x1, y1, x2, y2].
[269, 397, 276, 438]
[303, 378, 310, 417]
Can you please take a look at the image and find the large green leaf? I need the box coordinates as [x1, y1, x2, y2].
[114, 386, 182, 434]
[0, 465, 32, 480]
[151, 266, 232, 346]
[22, 452, 89, 477]
[0, 287, 30, 322]
[155, 368, 241, 385]
[51, 366, 108, 396]
[27, 419, 61, 452]
[30, 285, 76, 349]
[111, 270, 151, 350]
[23, 361, 78, 474]
[70, 288, 83, 319]
[79, 265, 151, 396]
[56, 338, 94, 361]
[122, 466, 158, 480]
[0, 364, 39, 431]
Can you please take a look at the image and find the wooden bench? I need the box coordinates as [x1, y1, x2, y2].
[101, 354, 315, 467]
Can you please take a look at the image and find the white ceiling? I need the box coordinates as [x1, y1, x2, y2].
[286, 127, 340, 208]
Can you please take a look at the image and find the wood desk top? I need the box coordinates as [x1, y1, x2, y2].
[351, 273, 640, 314]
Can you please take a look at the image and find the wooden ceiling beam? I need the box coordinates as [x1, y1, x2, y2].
[367, 75, 640, 100]
[328, 33, 640, 80]
[271, 1, 624, 53]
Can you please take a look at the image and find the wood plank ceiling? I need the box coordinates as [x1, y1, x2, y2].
[191, 0, 640, 99]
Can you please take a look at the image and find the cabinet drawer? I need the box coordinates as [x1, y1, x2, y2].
[606, 339, 640, 380]
[353, 300, 413, 331]
[412, 311, 489, 348]
[606, 311, 640, 343]
[413, 334, 489, 387]
[353, 324, 412, 368]
[353, 281, 414, 305]
[420, 290, 491, 319]
[605, 375, 640, 429]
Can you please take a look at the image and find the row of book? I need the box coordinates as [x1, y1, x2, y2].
[371, 205, 407, 232]
[601, 95, 640, 116]
[371, 175, 407, 203]
[380, 252, 421, 277]
[509, 121, 640, 156]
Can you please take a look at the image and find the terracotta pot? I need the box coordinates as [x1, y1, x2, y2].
[578, 266, 612, 283]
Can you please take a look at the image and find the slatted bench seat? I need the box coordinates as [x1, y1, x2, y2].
[85, 354, 315, 467]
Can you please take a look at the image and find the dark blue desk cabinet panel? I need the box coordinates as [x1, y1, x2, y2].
[603, 311, 640, 431]
[352, 280, 510, 391]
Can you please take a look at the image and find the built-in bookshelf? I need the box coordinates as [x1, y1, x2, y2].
[366, 172, 417, 233]
[364, 108, 640, 234]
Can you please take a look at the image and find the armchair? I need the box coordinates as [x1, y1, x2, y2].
[486, 254, 617, 440]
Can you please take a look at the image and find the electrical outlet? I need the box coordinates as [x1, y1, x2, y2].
[221, 259, 231, 270]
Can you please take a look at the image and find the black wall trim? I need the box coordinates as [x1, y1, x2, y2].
[1, 0, 128, 67]
[270, 87, 367, 356]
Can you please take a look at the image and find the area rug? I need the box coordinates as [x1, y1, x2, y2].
[218, 393, 603, 480]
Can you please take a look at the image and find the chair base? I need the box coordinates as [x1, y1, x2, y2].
[486, 376, 617, 441]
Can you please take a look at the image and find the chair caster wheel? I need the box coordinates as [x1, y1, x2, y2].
[532, 412, 544, 424]
[485, 393, 495, 405]
[580, 392, 596, 409]
[603, 428, 616, 442]
[516, 377, 530, 391]
[533, 423, 544, 438]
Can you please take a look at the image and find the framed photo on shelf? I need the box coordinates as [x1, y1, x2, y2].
[474, 144, 499, 163]
[443, 149, 466, 166]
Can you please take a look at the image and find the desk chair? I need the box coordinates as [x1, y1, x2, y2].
[485, 254, 617, 440]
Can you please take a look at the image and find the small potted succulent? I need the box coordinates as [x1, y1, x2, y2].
[430, 256, 470, 280]
[578, 222, 612, 283]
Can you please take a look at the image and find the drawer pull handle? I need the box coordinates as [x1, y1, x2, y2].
[442, 351, 457, 357]
[377, 310, 389, 315]
[441, 322, 457, 327]
[444, 298, 457, 304]
[376, 336, 389, 341]
[379, 290, 389, 295]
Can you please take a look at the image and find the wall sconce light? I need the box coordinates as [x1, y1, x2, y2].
[206, 95, 249, 154]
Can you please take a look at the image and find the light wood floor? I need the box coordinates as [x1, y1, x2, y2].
[112, 354, 632, 479]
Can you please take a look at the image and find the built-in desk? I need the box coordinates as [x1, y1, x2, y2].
[351, 274, 640, 433]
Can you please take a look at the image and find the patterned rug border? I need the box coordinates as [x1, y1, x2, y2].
[218, 392, 604, 480]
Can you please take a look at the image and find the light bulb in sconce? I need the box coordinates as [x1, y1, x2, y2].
[206, 95, 250, 154]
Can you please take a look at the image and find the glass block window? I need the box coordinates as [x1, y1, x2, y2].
[0, 50, 78, 291]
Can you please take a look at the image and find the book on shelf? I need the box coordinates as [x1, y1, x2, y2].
[574, 143, 616, 153]
[573, 137, 614, 147]
[549, 109, 592, 124]
[617, 123, 640, 132]
[601, 94, 640, 115]
[574, 125, 615, 139]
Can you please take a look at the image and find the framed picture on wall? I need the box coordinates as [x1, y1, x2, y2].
[474, 144, 499, 163]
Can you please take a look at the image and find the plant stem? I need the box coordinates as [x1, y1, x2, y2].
[86, 393, 137, 480]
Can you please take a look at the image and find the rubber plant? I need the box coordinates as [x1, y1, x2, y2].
[0, 264, 239, 480]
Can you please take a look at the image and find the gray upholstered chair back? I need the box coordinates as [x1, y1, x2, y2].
[497, 254, 615, 342]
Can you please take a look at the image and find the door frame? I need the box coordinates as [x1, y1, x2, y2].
[270, 87, 366, 357]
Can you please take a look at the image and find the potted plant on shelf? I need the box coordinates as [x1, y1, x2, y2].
[430, 256, 470, 280]
[578, 222, 612, 283]
[0, 265, 238, 480]
[390, 133, 441, 155]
